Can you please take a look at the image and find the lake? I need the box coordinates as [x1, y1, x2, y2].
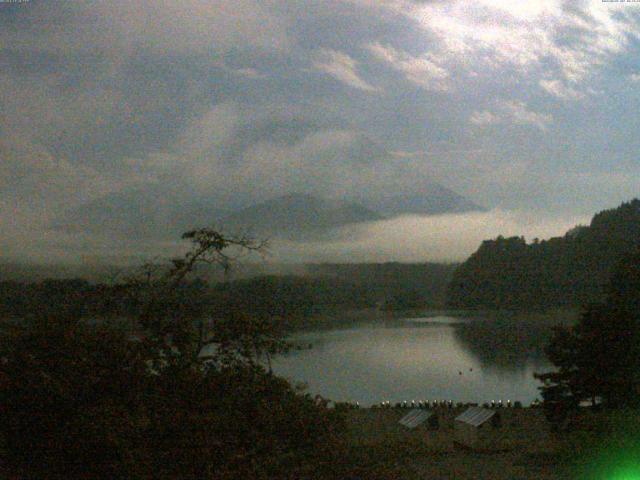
[271, 314, 554, 407]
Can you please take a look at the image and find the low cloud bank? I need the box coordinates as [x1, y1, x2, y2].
[268, 209, 589, 264]
[1, 209, 588, 267]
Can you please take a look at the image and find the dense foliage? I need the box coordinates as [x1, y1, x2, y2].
[0, 262, 456, 326]
[535, 249, 640, 424]
[453, 310, 576, 369]
[306, 262, 456, 310]
[447, 199, 640, 309]
[0, 316, 343, 478]
[0, 229, 345, 479]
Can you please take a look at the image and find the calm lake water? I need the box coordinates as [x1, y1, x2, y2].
[271, 315, 553, 407]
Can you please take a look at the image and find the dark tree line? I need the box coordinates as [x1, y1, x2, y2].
[446, 199, 640, 309]
[0, 262, 456, 327]
[535, 249, 640, 424]
[307, 262, 456, 310]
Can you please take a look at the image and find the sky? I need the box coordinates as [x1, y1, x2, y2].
[1, 0, 639, 263]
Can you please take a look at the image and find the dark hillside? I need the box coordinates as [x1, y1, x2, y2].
[306, 262, 457, 310]
[446, 199, 640, 309]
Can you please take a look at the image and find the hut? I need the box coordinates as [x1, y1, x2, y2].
[454, 406, 501, 450]
[399, 409, 437, 430]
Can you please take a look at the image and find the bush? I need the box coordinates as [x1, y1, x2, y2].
[0, 315, 344, 479]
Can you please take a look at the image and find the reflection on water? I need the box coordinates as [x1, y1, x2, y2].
[452, 314, 559, 373]
[271, 316, 553, 406]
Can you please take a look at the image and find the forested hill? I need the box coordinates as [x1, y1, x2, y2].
[446, 199, 640, 310]
[306, 262, 457, 309]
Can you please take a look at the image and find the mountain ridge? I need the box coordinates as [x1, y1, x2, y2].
[358, 185, 485, 217]
[221, 193, 383, 239]
[52, 185, 484, 240]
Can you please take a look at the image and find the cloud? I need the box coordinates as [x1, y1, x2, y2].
[470, 100, 552, 131]
[500, 101, 553, 130]
[108, 99, 461, 210]
[312, 48, 378, 91]
[0, 70, 125, 146]
[115, 100, 386, 206]
[359, 0, 640, 98]
[1, 0, 639, 265]
[11, 207, 587, 266]
[221, 127, 388, 201]
[268, 209, 588, 263]
[231, 67, 268, 79]
[389, 147, 487, 158]
[174, 102, 244, 160]
[368, 42, 449, 91]
[469, 111, 500, 127]
[0, 131, 117, 238]
[0, 1, 291, 56]
[210, 58, 269, 78]
[539, 79, 583, 100]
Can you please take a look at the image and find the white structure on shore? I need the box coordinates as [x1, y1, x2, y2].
[399, 409, 434, 429]
[454, 406, 501, 450]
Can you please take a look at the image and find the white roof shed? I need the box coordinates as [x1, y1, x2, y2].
[454, 407, 501, 450]
[455, 407, 496, 427]
[399, 409, 433, 429]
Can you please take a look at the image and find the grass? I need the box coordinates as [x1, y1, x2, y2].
[336, 407, 563, 479]
[337, 406, 640, 479]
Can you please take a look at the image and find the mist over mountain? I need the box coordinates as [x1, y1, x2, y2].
[222, 193, 383, 240]
[51, 185, 228, 240]
[361, 185, 485, 217]
[51, 183, 483, 241]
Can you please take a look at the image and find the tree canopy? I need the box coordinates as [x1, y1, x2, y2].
[535, 248, 640, 424]
[447, 199, 640, 309]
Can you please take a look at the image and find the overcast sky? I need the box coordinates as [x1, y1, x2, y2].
[1, 0, 639, 263]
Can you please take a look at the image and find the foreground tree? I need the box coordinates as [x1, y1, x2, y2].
[124, 229, 279, 367]
[536, 250, 640, 423]
[0, 229, 344, 479]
